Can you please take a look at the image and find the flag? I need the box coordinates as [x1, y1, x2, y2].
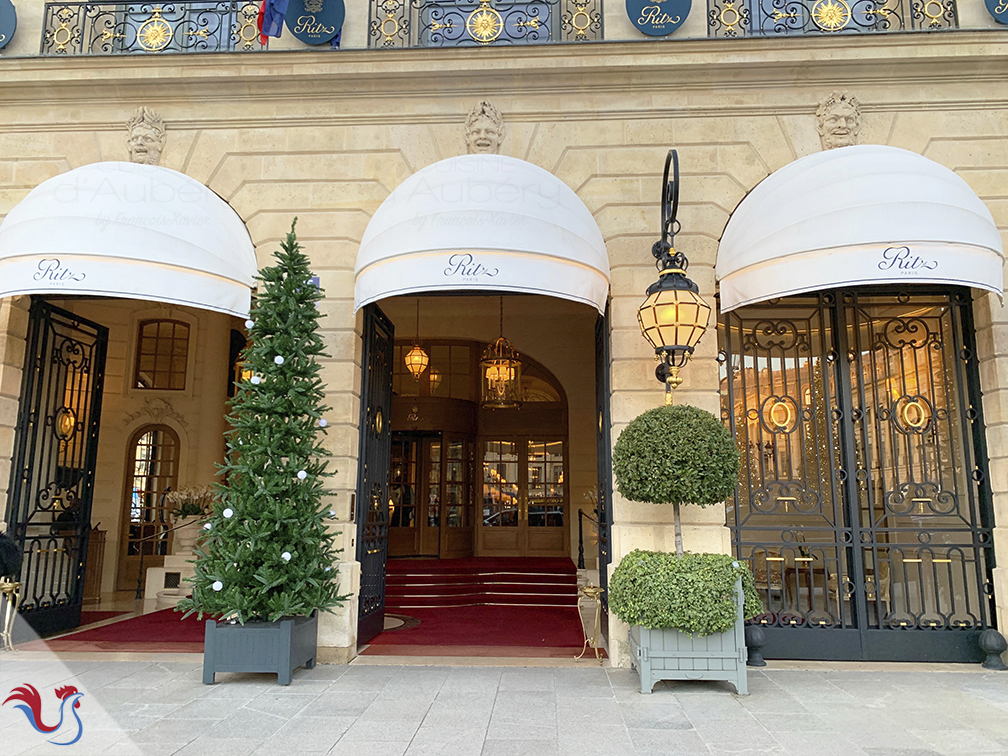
[258, 0, 290, 45]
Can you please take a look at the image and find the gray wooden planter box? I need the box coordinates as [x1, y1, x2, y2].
[628, 577, 748, 695]
[203, 610, 318, 685]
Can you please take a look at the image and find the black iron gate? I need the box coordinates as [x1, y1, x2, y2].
[355, 304, 394, 646]
[595, 304, 613, 610]
[719, 288, 996, 662]
[6, 299, 108, 639]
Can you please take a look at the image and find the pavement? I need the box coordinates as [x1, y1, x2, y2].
[1, 656, 1007, 755]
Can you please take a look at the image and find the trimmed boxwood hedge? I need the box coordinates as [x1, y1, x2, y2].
[609, 550, 763, 636]
[613, 404, 739, 509]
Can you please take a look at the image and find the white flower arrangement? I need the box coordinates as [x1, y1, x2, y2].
[166, 485, 214, 520]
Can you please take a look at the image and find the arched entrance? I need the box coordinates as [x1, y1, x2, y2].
[386, 337, 569, 560]
[0, 161, 255, 637]
[353, 155, 611, 647]
[715, 146, 1004, 662]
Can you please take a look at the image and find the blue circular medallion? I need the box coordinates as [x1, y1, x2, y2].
[0, 0, 17, 51]
[625, 0, 689, 36]
[285, 0, 345, 45]
[985, 0, 1008, 24]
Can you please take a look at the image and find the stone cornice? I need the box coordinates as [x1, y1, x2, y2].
[0, 30, 1006, 117]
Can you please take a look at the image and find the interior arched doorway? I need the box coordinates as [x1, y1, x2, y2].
[386, 335, 569, 560]
[0, 161, 255, 638]
[715, 145, 1005, 662]
[352, 155, 612, 647]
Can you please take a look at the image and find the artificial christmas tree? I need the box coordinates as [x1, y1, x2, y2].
[180, 220, 346, 684]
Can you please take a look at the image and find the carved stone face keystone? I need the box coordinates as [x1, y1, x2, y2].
[464, 101, 504, 155]
[126, 107, 166, 165]
[128, 124, 163, 165]
[467, 115, 502, 154]
[816, 93, 861, 151]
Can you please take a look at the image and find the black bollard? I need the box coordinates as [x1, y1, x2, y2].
[745, 624, 767, 667]
[978, 629, 1007, 671]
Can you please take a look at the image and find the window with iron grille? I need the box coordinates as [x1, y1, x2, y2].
[40, 1, 265, 55]
[707, 0, 956, 37]
[368, 0, 602, 47]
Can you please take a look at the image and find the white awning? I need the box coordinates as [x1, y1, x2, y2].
[716, 145, 1005, 313]
[0, 162, 257, 317]
[354, 155, 610, 314]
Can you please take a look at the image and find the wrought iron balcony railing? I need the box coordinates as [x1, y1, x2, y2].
[41, 1, 265, 54]
[707, 0, 956, 36]
[368, 0, 602, 47]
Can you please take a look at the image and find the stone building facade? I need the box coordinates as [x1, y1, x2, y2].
[0, 0, 1006, 665]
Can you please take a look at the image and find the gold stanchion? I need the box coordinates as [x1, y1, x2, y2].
[0, 579, 21, 652]
[575, 584, 605, 664]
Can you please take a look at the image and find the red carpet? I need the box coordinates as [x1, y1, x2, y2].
[79, 611, 128, 625]
[386, 557, 579, 610]
[368, 606, 584, 647]
[19, 608, 208, 653]
[369, 557, 592, 657]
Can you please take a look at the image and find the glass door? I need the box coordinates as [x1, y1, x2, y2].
[479, 438, 568, 557]
[526, 440, 566, 556]
[388, 434, 420, 557]
[390, 432, 466, 557]
[480, 440, 522, 555]
[441, 437, 475, 558]
[419, 437, 442, 556]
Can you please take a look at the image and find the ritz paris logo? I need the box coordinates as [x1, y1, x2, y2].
[33, 258, 86, 283]
[4, 684, 85, 746]
[877, 246, 939, 273]
[444, 253, 499, 281]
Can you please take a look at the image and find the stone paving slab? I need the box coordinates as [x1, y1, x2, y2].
[0, 658, 1005, 755]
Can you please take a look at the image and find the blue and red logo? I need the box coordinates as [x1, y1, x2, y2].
[3, 683, 85, 746]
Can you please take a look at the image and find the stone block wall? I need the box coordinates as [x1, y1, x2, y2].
[0, 35, 1006, 662]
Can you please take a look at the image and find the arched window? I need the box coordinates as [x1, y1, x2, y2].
[117, 424, 180, 590]
[135, 320, 190, 390]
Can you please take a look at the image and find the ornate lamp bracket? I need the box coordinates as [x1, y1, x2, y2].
[653, 148, 685, 274]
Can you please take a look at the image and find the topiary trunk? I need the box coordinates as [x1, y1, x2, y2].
[673, 502, 683, 559]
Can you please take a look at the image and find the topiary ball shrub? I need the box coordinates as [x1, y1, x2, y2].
[614, 404, 739, 507]
[609, 550, 763, 635]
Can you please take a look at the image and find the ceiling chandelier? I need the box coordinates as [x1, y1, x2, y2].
[481, 296, 522, 409]
[404, 298, 429, 380]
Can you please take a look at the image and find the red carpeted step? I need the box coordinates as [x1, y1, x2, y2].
[387, 557, 577, 574]
[384, 557, 580, 610]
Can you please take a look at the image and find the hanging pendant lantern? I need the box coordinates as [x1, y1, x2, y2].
[405, 298, 428, 380]
[481, 296, 522, 409]
[429, 367, 442, 393]
[637, 150, 712, 405]
[405, 345, 429, 379]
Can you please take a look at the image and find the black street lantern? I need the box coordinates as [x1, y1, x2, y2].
[637, 150, 712, 405]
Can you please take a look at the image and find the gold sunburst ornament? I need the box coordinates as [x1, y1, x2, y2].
[467, 0, 503, 43]
[811, 0, 850, 30]
[137, 6, 174, 50]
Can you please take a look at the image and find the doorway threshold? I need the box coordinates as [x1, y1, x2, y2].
[353, 648, 610, 667]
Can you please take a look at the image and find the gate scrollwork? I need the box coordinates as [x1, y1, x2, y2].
[720, 289, 994, 661]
